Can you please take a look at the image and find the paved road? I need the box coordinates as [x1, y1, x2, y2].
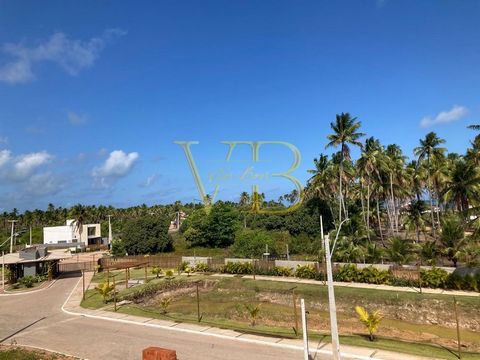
[0, 274, 317, 360]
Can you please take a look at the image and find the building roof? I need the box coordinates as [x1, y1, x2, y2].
[1, 249, 72, 265]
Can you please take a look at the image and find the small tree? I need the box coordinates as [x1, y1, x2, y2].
[159, 297, 172, 314]
[165, 269, 174, 280]
[245, 303, 261, 326]
[95, 281, 115, 303]
[151, 266, 163, 278]
[355, 306, 383, 341]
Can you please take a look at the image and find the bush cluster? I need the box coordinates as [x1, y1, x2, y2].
[220, 262, 253, 275]
[121, 279, 187, 303]
[216, 261, 479, 292]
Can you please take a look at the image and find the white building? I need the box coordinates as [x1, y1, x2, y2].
[43, 219, 103, 247]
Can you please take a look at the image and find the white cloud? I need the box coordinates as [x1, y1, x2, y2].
[12, 151, 52, 179]
[0, 149, 53, 186]
[0, 28, 126, 84]
[419, 105, 469, 128]
[0, 149, 11, 168]
[67, 111, 88, 125]
[92, 150, 138, 183]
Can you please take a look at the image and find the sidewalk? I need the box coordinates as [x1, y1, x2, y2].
[62, 272, 435, 360]
[212, 274, 479, 297]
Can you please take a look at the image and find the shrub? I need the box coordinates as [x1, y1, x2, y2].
[244, 303, 261, 326]
[335, 264, 359, 282]
[446, 273, 479, 292]
[195, 263, 210, 272]
[121, 279, 187, 302]
[95, 281, 115, 303]
[177, 261, 189, 275]
[355, 306, 383, 341]
[358, 266, 393, 285]
[295, 264, 316, 279]
[420, 267, 449, 289]
[221, 262, 253, 275]
[273, 266, 292, 277]
[151, 266, 163, 278]
[165, 269, 174, 279]
[20, 275, 37, 288]
[159, 297, 172, 314]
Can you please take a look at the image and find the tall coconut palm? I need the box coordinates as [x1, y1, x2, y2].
[414, 132, 446, 239]
[70, 204, 87, 245]
[239, 191, 251, 228]
[326, 113, 365, 222]
[442, 158, 480, 213]
[307, 153, 337, 219]
[385, 144, 407, 234]
[356, 137, 385, 239]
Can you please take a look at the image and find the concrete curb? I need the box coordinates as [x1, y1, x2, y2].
[60, 275, 423, 360]
[0, 278, 58, 297]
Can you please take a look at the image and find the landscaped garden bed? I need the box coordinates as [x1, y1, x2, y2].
[82, 273, 480, 360]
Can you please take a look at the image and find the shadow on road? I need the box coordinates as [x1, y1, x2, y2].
[0, 317, 47, 344]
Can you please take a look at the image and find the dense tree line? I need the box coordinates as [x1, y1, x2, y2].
[2, 114, 480, 267]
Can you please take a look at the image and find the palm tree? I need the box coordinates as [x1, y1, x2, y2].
[355, 306, 383, 341]
[356, 137, 385, 239]
[404, 200, 426, 243]
[70, 204, 87, 245]
[439, 216, 466, 267]
[239, 191, 251, 228]
[467, 124, 480, 131]
[385, 144, 407, 235]
[414, 132, 446, 238]
[385, 237, 412, 265]
[326, 113, 365, 222]
[442, 159, 480, 213]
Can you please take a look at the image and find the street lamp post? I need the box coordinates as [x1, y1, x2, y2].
[107, 215, 113, 246]
[8, 220, 18, 254]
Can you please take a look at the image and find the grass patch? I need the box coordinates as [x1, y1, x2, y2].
[81, 275, 480, 359]
[0, 345, 75, 360]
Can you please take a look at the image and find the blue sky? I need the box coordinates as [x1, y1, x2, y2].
[0, 0, 479, 211]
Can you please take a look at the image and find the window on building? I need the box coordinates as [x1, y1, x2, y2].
[87, 226, 96, 236]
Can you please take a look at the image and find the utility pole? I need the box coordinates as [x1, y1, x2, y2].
[325, 219, 348, 360]
[2, 251, 5, 291]
[325, 233, 341, 359]
[300, 298, 310, 360]
[8, 220, 17, 254]
[107, 215, 113, 246]
[29, 225, 32, 246]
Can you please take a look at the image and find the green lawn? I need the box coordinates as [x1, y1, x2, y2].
[81, 275, 480, 360]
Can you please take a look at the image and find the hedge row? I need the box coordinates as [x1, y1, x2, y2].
[218, 262, 479, 292]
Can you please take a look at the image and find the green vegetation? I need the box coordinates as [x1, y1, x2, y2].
[122, 216, 172, 255]
[81, 275, 480, 359]
[0, 346, 74, 360]
[355, 306, 383, 341]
